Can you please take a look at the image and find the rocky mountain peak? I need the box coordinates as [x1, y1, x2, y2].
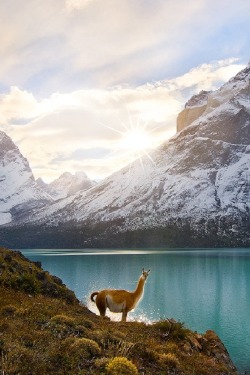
[177, 63, 250, 133]
[228, 62, 250, 84]
[1, 64, 250, 249]
[0, 130, 52, 226]
[37, 171, 96, 200]
[0, 131, 25, 162]
[185, 90, 211, 109]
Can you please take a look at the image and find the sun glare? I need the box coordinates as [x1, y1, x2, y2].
[120, 128, 152, 153]
[100, 115, 160, 169]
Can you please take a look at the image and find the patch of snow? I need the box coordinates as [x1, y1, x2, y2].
[0, 212, 12, 225]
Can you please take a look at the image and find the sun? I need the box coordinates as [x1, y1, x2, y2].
[115, 116, 158, 167]
[100, 115, 159, 168]
[120, 128, 152, 154]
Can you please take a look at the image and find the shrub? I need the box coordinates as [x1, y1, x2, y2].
[1, 346, 46, 374]
[159, 353, 180, 369]
[94, 357, 110, 371]
[21, 334, 34, 348]
[49, 337, 101, 372]
[129, 342, 158, 364]
[154, 320, 172, 333]
[106, 356, 138, 375]
[70, 338, 101, 359]
[10, 274, 40, 294]
[165, 342, 178, 353]
[50, 314, 75, 327]
[81, 318, 94, 329]
[1, 305, 17, 316]
[170, 322, 189, 340]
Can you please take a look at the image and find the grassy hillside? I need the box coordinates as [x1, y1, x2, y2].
[0, 247, 237, 374]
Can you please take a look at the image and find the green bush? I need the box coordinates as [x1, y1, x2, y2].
[50, 314, 76, 326]
[1, 305, 17, 316]
[94, 357, 110, 372]
[11, 274, 40, 294]
[159, 353, 180, 369]
[106, 356, 138, 375]
[70, 337, 101, 359]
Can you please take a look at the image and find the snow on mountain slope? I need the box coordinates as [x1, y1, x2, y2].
[22, 133, 250, 232]
[2, 64, 250, 247]
[177, 64, 250, 135]
[37, 171, 95, 200]
[0, 131, 52, 225]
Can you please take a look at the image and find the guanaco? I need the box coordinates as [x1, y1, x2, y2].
[90, 268, 150, 321]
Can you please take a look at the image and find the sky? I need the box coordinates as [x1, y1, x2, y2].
[0, 0, 249, 182]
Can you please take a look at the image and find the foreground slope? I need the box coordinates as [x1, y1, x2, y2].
[0, 247, 236, 374]
[1, 64, 250, 247]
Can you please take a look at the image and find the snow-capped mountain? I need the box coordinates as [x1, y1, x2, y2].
[1, 64, 250, 248]
[0, 131, 52, 226]
[37, 171, 95, 200]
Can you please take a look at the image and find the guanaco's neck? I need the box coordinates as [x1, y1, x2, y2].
[133, 276, 145, 300]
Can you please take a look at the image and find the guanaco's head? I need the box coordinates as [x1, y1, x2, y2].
[142, 268, 150, 281]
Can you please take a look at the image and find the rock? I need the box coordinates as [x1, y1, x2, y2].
[202, 330, 237, 371]
[177, 90, 210, 132]
[187, 334, 203, 351]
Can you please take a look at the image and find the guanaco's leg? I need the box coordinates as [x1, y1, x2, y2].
[122, 310, 128, 322]
[96, 294, 107, 318]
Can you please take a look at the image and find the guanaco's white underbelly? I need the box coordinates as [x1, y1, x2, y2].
[106, 295, 126, 313]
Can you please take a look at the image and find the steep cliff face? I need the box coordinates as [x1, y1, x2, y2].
[177, 64, 250, 133]
[0, 131, 52, 225]
[177, 90, 211, 132]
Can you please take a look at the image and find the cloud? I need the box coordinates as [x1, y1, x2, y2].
[65, 0, 94, 12]
[163, 58, 246, 93]
[0, 59, 245, 182]
[1, 1, 250, 184]
[0, 87, 40, 129]
[0, 0, 249, 94]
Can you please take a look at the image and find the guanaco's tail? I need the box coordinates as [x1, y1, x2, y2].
[90, 291, 99, 302]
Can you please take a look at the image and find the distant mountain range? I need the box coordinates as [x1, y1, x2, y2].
[1, 64, 250, 248]
[36, 172, 96, 201]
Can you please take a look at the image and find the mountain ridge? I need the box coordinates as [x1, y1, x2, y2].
[1, 64, 250, 248]
[37, 171, 96, 200]
[0, 130, 53, 226]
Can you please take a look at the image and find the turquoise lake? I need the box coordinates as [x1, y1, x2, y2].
[21, 248, 250, 373]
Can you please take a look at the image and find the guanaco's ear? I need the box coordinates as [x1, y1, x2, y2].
[142, 268, 145, 273]
[147, 269, 151, 273]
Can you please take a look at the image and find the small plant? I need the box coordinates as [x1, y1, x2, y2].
[106, 356, 138, 375]
[94, 357, 110, 372]
[1, 305, 17, 316]
[159, 353, 180, 369]
[129, 341, 158, 364]
[21, 334, 34, 348]
[10, 274, 41, 294]
[70, 337, 101, 359]
[50, 314, 75, 326]
[165, 342, 178, 353]
[154, 320, 172, 333]
[106, 339, 135, 358]
[49, 337, 102, 372]
[170, 322, 189, 340]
